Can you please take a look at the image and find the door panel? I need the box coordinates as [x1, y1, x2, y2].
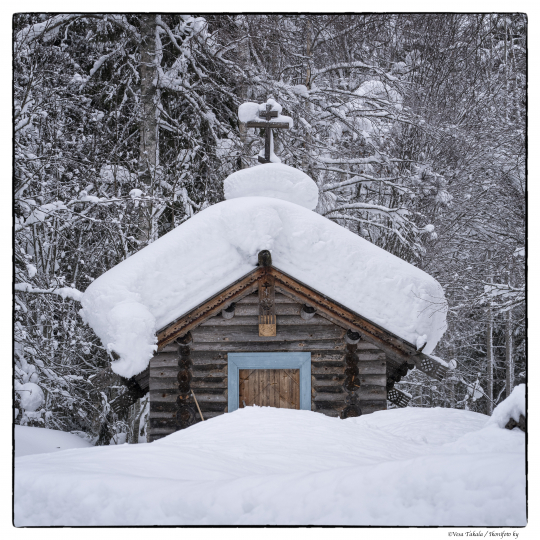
[239, 369, 300, 409]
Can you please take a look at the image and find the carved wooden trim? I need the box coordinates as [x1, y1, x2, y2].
[156, 269, 263, 350]
[387, 387, 411, 408]
[258, 272, 276, 336]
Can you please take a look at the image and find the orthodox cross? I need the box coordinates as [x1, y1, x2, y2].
[246, 104, 290, 164]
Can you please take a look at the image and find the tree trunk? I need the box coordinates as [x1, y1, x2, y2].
[505, 308, 513, 398]
[138, 14, 159, 244]
[486, 295, 494, 415]
[236, 15, 251, 169]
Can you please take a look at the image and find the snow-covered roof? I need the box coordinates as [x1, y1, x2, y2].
[81, 163, 447, 378]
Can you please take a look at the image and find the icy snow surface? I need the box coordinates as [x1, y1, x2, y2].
[81, 195, 447, 378]
[14, 407, 525, 526]
[15, 426, 92, 458]
[224, 163, 319, 210]
[487, 384, 525, 429]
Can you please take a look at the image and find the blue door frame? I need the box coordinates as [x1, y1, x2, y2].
[228, 352, 311, 412]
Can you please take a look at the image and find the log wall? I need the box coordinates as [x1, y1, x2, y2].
[148, 291, 387, 441]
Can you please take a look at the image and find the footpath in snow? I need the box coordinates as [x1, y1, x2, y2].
[15, 403, 525, 526]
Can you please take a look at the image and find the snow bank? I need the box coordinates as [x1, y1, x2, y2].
[15, 426, 92, 458]
[487, 384, 526, 429]
[224, 163, 319, 210]
[14, 407, 525, 526]
[81, 197, 447, 377]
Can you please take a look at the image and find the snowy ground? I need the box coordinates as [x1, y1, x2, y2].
[15, 425, 92, 458]
[14, 406, 525, 526]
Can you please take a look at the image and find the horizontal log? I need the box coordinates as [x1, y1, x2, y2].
[357, 342, 383, 351]
[158, 344, 361, 358]
[313, 393, 347, 403]
[149, 411, 175, 419]
[310, 360, 344, 368]
[311, 365, 347, 375]
[237, 294, 295, 304]
[357, 387, 387, 400]
[314, 388, 387, 401]
[313, 400, 345, 409]
[199, 402, 227, 413]
[358, 384, 388, 396]
[149, 428, 175, 436]
[150, 379, 178, 390]
[200, 315, 335, 327]
[312, 374, 345, 383]
[234, 303, 302, 317]
[150, 392, 178, 403]
[357, 352, 386, 362]
[159, 344, 179, 353]
[190, 340, 345, 352]
[191, 393, 227, 403]
[359, 374, 386, 386]
[151, 356, 230, 370]
[149, 418, 178, 430]
[150, 401, 179, 413]
[357, 360, 387, 375]
[310, 352, 345, 362]
[313, 386, 346, 394]
[150, 365, 227, 378]
[312, 373, 388, 386]
[150, 401, 227, 413]
[150, 366, 178, 378]
[148, 434, 169, 442]
[191, 324, 345, 343]
[191, 377, 227, 389]
[191, 366, 228, 376]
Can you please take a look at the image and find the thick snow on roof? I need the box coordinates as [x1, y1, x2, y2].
[224, 163, 318, 209]
[81, 165, 447, 378]
[15, 407, 525, 525]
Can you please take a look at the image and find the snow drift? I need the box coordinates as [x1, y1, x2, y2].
[81, 194, 447, 377]
[15, 426, 92, 458]
[14, 406, 525, 526]
[487, 384, 526, 429]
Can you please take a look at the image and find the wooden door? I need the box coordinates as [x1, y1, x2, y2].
[239, 369, 300, 409]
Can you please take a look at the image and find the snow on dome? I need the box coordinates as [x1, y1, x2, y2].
[224, 163, 319, 210]
[81, 197, 447, 378]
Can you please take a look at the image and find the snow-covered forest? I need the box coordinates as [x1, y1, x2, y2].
[14, 14, 526, 444]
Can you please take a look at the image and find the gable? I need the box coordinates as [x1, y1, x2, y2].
[156, 264, 448, 382]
